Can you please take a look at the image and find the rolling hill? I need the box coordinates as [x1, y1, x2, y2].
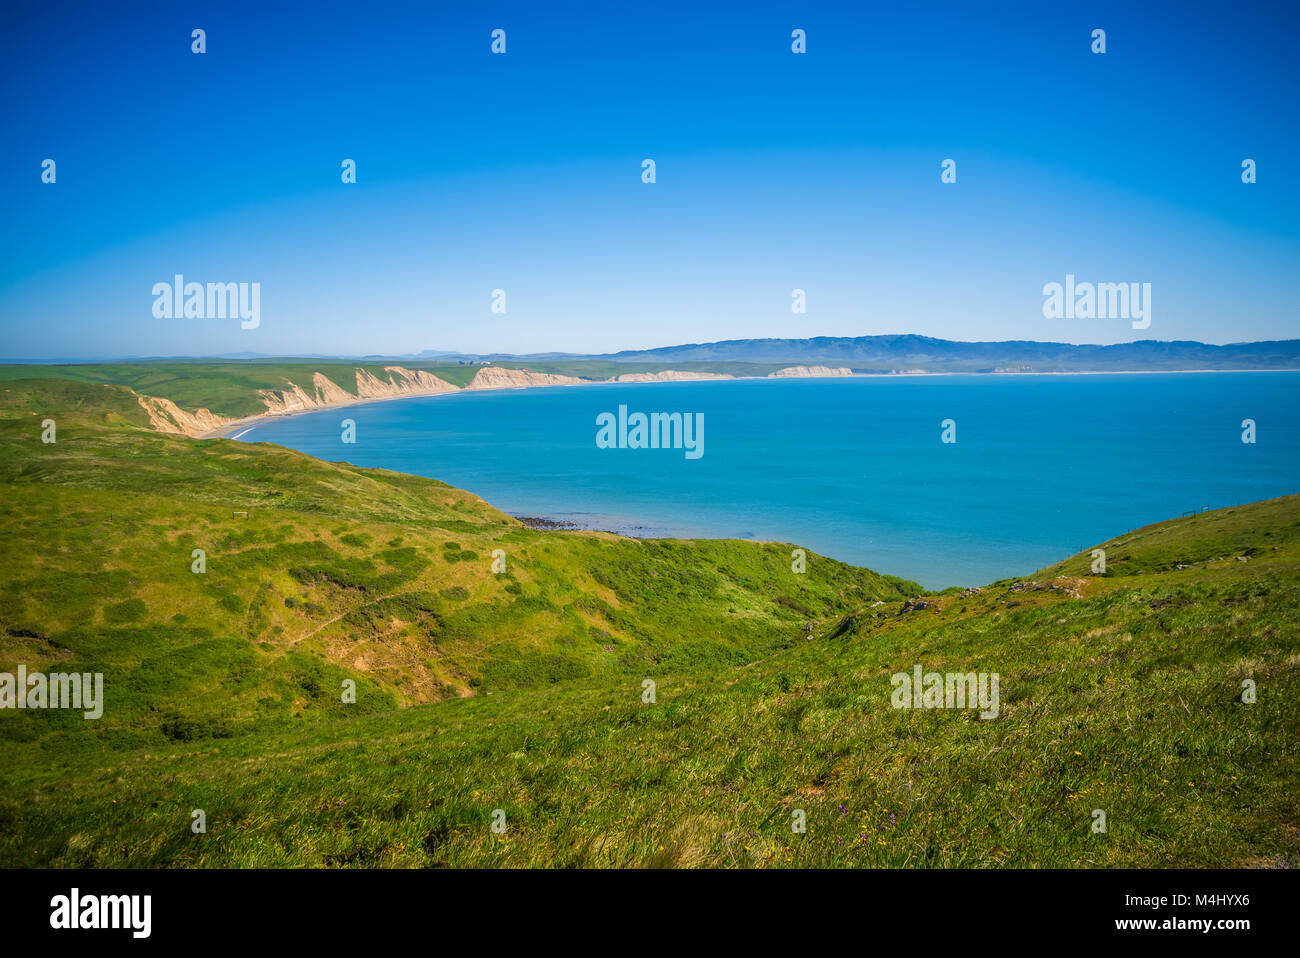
[593, 335, 1300, 371]
[0, 378, 1295, 868]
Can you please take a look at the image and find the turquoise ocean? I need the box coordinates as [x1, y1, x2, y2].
[230, 373, 1300, 589]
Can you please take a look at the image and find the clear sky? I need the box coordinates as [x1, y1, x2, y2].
[2, 0, 1297, 359]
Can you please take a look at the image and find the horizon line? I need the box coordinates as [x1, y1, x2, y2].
[4, 332, 1300, 365]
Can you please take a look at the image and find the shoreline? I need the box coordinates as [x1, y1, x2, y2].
[176, 370, 1298, 591]
[196, 366, 1300, 441]
[196, 370, 838, 439]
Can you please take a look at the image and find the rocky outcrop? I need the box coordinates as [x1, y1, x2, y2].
[897, 598, 937, 615]
[768, 366, 853, 378]
[1006, 577, 1086, 599]
[137, 395, 233, 436]
[464, 366, 588, 390]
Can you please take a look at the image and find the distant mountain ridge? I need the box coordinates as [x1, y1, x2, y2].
[586, 335, 1300, 371]
[9, 335, 1299, 372]
[406, 335, 1300, 372]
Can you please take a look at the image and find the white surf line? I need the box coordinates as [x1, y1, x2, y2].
[229, 427, 256, 440]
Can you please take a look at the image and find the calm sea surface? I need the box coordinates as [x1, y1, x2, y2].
[230, 373, 1300, 588]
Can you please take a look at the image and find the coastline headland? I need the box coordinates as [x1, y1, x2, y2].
[179, 364, 855, 439]
[182, 364, 1297, 442]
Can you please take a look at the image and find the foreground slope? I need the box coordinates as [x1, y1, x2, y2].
[0, 378, 913, 730]
[0, 379, 1295, 868]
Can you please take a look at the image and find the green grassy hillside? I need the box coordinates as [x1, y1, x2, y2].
[0, 379, 1294, 868]
[0, 359, 795, 421]
[0, 362, 471, 419]
[0, 379, 914, 736]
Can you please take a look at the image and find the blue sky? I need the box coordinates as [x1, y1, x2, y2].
[1, 0, 1297, 359]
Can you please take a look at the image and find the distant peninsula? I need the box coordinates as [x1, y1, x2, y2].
[2, 334, 1296, 438]
[417, 334, 1300, 373]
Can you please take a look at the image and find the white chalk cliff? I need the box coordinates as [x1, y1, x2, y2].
[463, 366, 587, 390]
[145, 363, 859, 438]
[768, 365, 853, 378]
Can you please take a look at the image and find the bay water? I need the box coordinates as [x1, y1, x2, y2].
[230, 372, 1299, 589]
